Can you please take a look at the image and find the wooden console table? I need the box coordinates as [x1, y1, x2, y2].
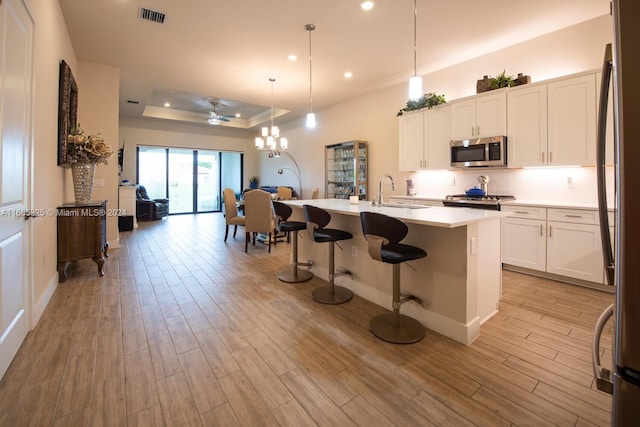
[57, 201, 109, 282]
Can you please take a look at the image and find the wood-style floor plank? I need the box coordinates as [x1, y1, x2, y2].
[0, 213, 615, 426]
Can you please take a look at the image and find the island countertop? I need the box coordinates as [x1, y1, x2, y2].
[285, 198, 511, 228]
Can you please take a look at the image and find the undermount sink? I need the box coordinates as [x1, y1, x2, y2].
[381, 203, 430, 209]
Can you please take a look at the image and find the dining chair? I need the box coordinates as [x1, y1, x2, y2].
[223, 188, 245, 242]
[311, 187, 319, 199]
[243, 189, 276, 253]
[277, 186, 293, 200]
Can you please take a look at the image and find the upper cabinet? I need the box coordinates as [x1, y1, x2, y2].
[508, 73, 597, 167]
[507, 83, 548, 167]
[398, 105, 451, 171]
[450, 91, 507, 140]
[547, 74, 597, 166]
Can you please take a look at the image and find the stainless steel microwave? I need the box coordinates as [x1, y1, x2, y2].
[450, 136, 507, 168]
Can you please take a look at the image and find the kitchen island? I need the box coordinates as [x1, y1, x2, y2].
[284, 199, 511, 345]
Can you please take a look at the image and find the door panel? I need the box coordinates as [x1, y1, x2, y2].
[0, 0, 33, 379]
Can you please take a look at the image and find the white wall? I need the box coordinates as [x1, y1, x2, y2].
[26, 0, 77, 318]
[263, 15, 614, 205]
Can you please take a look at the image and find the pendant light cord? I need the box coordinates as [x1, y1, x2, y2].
[306, 24, 315, 113]
[269, 77, 275, 128]
[413, 0, 417, 77]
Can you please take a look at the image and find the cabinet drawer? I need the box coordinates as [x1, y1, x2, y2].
[548, 208, 599, 225]
[501, 205, 546, 219]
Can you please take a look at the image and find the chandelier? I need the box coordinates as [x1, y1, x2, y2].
[255, 78, 288, 151]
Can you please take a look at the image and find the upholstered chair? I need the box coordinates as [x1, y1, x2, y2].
[136, 185, 169, 220]
[223, 188, 245, 242]
[243, 189, 276, 253]
[311, 188, 319, 199]
[277, 186, 293, 200]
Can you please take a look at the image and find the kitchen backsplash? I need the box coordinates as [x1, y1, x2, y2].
[409, 166, 615, 206]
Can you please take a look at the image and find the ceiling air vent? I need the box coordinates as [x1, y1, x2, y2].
[138, 7, 166, 24]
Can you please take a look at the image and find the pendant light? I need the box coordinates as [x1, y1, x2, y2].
[255, 78, 288, 151]
[408, 0, 423, 101]
[305, 24, 316, 128]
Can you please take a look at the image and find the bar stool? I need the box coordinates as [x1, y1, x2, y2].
[273, 201, 313, 283]
[360, 211, 427, 344]
[304, 204, 353, 304]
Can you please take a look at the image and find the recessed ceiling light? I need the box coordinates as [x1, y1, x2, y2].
[235, 113, 241, 118]
[361, 1, 374, 11]
[344, 72, 353, 78]
[288, 54, 297, 61]
[163, 102, 171, 107]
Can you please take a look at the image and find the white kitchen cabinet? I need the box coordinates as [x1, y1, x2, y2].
[501, 206, 546, 271]
[547, 74, 597, 166]
[398, 105, 451, 171]
[507, 84, 548, 168]
[502, 205, 606, 285]
[450, 90, 506, 140]
[546, 220, 604, 283]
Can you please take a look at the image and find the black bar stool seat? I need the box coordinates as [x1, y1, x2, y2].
[360, 211, 427, 344]
[304, 204, 353, 304]
[273, 201, 313, 283]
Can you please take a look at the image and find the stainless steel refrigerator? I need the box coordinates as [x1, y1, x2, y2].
[593, 1, 640, 425]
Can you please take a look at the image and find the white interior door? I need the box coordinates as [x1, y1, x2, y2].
[0, 0, 34, 379]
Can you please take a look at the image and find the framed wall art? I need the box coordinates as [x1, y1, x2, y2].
[57, 60, 78, 165]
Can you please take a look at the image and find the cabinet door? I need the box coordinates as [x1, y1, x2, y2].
[476, 91, 507, 138]
[399, 112, 425, 171]
[450, 98, 476, 140]
[507, 84, 547, 167]
[547, 74, 597, 166]
[546, 221, 604, 282]
[424, 105, 451, 170]
[501, 217, 546, 271]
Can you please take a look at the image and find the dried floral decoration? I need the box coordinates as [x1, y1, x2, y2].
[65, 126, 114, 166]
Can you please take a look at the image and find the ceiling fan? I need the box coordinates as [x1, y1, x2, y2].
[207, 101, 233, 125]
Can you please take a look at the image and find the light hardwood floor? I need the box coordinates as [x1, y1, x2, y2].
[0, 213, 615, 426]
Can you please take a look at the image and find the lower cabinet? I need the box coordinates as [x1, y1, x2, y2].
[502, 205, 606, 285]
[57, 201, 109, 282]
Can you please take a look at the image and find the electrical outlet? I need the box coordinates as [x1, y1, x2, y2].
[43, 251, 47, 266]
[450, 177, 455, 186]
[352, 246, 358, 257]
[94, 179, 105, 187]
[567, 176, 573, 184]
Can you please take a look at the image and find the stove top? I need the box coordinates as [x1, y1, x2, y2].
[443, 194, 515, 210]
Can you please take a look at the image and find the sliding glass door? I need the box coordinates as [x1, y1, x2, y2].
[137, 146, 242, 215]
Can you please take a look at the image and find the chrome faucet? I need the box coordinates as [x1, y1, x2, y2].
[375, 174, 396, 205]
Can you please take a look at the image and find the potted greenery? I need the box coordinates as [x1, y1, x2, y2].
[249, 176, 260, 189]
[397, 92, 446, 116]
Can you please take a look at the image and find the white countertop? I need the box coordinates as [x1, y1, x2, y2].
[390, 195, 614, 211]
[285, 199, 510, 228]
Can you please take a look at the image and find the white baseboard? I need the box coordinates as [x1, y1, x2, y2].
[32, 272, 58, 327]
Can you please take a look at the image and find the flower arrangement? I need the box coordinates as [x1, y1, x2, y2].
[65, 126, 113, 165]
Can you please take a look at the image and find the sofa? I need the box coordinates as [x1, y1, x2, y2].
[136, 185, 169, 220]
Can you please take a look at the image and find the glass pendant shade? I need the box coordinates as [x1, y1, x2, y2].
[409, 75, 423, 101]
[306, 112, 316, 128]
[256, 78, 288, 151]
